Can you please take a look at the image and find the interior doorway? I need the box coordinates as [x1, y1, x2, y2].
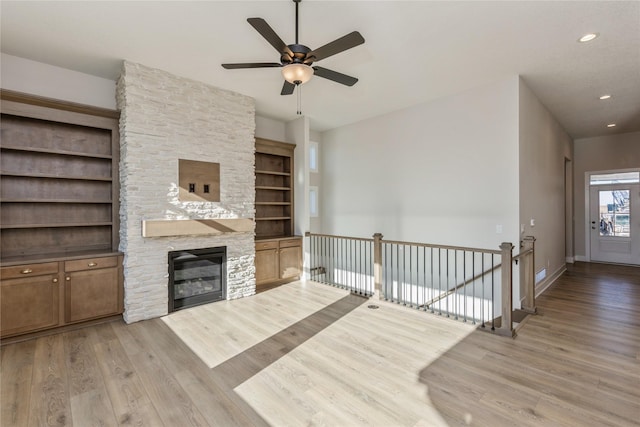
[588, 171, 639, 265]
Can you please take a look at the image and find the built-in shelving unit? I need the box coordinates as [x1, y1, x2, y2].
[0, 90, 124, 340]
[254, 138, 301, 291]
[255, 138, 295, 239]
[0, 111, 118, 260]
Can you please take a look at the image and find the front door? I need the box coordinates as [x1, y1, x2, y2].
[589, 173, 640, 265]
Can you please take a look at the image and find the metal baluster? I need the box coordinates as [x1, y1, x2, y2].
[481, 253, 485, 328]
[403, 244, 407, 305]
[472, 251, 476, 324]
[491, 254, 495, 331]
[423, 246, 427, 311]
[430, 247, 434, 313]
[437, 248, 442, 315]
[463, 251, 467, 322]
[414, 245, 418, 309]
[445, 249, 449, 317]
[454, 250, 458, 320]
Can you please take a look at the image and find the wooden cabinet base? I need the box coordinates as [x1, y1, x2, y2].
[0, 253, 123, 340]
[255, 236, 302, 291]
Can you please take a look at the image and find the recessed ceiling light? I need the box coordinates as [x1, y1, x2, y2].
[607, 123, 616, 128]
[579, 33, 599, 43]
[599, 95, 611, 100]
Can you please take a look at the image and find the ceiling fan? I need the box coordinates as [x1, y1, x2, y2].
[222, 0, 365, 96]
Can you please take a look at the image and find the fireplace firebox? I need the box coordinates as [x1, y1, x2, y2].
[168, 246, 226, 312]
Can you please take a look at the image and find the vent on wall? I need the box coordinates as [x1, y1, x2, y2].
[535, 268, 547, 284]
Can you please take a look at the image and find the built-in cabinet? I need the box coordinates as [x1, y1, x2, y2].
[255, 237, 302, 288]
[0, 254, 124, 338]
[0, 90, 123, 340]
[254, 138, 302, 289]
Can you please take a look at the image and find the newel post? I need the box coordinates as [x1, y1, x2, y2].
[497, 242, 515, 337]
[521, 236, 537, 314]
[373, 233, 383, 299]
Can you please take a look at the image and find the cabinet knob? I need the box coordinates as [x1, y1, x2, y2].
[88, 262, 98, 267]
[66, 277, 71, 281]
[53, 278, 58, 283]
[21, 269, 33, 274]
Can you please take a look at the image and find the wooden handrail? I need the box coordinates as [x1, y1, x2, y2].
[305, 231, 374, 243]
[382, 239, 502, 255]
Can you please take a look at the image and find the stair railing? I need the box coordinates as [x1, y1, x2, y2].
[306, 232, 537, 337]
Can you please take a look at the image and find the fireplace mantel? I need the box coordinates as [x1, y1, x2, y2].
[142, 219, 254, 237]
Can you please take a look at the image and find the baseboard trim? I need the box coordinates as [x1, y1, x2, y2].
[575, 255, 588, 262]
[565, 256, 575, 264]
[535, 264, 567, 298]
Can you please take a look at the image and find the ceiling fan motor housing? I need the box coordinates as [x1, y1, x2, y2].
[282, 44, 312, 65]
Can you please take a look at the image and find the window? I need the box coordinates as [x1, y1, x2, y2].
[309, 141, 319, 173]
[590, 171, 639, 185]
[309, 186, 319, 217]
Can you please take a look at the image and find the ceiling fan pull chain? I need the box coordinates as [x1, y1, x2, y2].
[297, 84, 302, 115]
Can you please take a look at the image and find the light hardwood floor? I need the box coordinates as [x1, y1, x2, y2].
[1, 262, 638, 426]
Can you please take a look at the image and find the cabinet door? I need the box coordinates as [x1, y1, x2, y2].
[255, 248, 279, 285]
[280, 245, 302, 280]
[65, 267, 119, 323]
[1, 274, 60, 337]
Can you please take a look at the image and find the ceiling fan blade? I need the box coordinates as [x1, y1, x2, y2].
[281, 81, 296, 96]
[312, 66, 358, 86]
[306, 31, 365, 62]
[247, 18, 294, 57]
[221, 63, 282, 69]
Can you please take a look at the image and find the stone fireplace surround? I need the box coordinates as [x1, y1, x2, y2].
[117, 61, 256, 323]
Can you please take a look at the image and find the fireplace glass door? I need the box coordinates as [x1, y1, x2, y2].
[168, 247, 226, 312]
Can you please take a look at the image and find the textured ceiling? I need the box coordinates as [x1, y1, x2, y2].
[1, 1, 639, 137]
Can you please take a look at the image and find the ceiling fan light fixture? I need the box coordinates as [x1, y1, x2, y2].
[282, 63, 314, 85]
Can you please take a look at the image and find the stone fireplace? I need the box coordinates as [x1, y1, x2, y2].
[117, 61, 256, 323]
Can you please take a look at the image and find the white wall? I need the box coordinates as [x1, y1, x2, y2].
[573, 131, 640, 259]
[319, 77, 520, 252]
[255, 115, 287, 142]
[1, 53, 116, 109]
[518, 78, 573, 295]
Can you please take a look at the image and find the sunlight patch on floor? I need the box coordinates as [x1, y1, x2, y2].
[161, 280, 349, 368]
[234, 296, 476, 426]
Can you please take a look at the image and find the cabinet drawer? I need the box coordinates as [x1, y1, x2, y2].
[65, 256, 118, 272]
[256, 241, 278, 251]
[280, 238, 302, 248]
[1, 262, 59, 280]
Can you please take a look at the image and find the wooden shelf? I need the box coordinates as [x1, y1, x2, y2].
[1, 199, 112, 204]
[0, 172, 112, 182]
[255, 217, 291, 221]
[1, 222, 113, 230]
[0, 145, 112, 159]
[255, 170, 291, 176]
[256, 186, 290, 191]
[255, 202, 291, 206]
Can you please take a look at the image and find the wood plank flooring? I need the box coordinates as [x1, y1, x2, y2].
[1, 261, 638, 426]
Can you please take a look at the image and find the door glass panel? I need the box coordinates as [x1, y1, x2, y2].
[598, 190, 630, 237]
